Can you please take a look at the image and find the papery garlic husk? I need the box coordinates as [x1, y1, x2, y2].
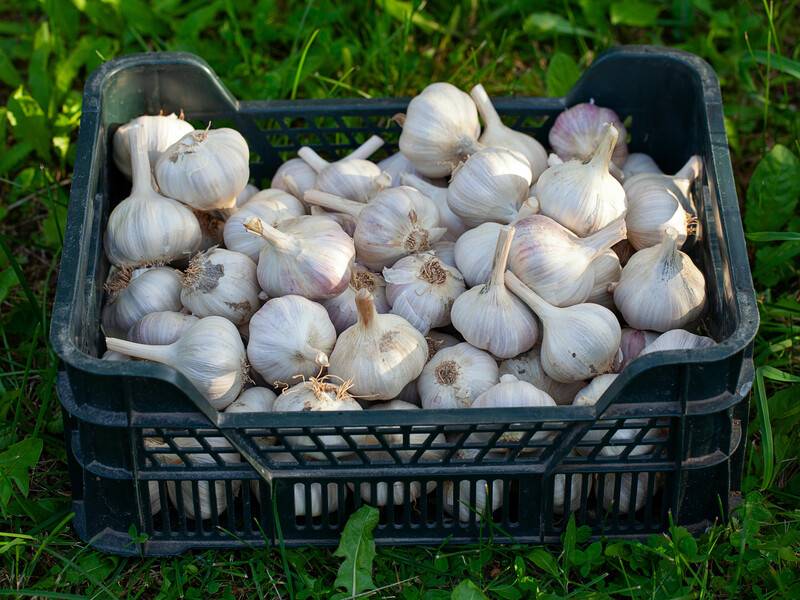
[508, 215, 627, 307]
[244, 215, 355, 300]
[613, 227, 707, 332]
[443, 463, 503, 522]
[383, 252, 466, 335]
[398, 82, 482, 178]
[127, 311, 199, 345]
[225, 386, 278, 447]
[470, 84, 548, 182]
[223, 190, 306, 262]
[584, 249, 621, 311]
[247, 295, 336, 385]
[324, 265, 391, 335]
[599, 471, 663, 515]
[451, 226, 539, 359]
[505, 271, 621, 382]
[192, 208, 226, 253]
[272, 376, 366, 459]
[106, 316, 246, 410]
[309, 205, 358, 238]
[155, 127, 250, 210]
[446, 147, 533, 228]
[329, 289, 427, 401]
[417, 342, 499, 409]
[638, 329, 714, 357]
[498, 346, 585, 406]
[181, 247, 260, 325]
[425, 331, 460, 362]
[102, 266, 183, 338]
[104, 125, 202, 267]
[379, 151, 444, 187]
[618, 328, 660, 367]
[622, 153, 663, 180]
[102, 350, 131, 362]
[399, 172, 467, 242]
[304, 187, 445, 271]
[299, 146, 391, 203]
[213, 183, 260, 221]
[537, 123, 627, 237]
[112, 113, 194, 180]
[250, 453, 341, 516]
[548, 102, 628, 168]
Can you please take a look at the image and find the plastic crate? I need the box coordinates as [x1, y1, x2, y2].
[52, 46, 759, 556]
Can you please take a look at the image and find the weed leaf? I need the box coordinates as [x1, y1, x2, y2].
[745, 144, 800, 233]
[0, 437, 43, 504]
[334, 504, 380, 597]
[546, 53, 581, 97]
[451, 579, 489, 600]
[609, 1, 661, 26]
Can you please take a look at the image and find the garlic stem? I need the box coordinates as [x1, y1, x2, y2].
[487, 226, 515, 288]
[657, 227, 680, 272]
[354, 288, 378, 328]
[243, 217, 295, 252]
[469, 84, 503, 129]
[510, 197, 539, 224]
[303, 190, 365, 219]
[504, 271, 555, 319]
[348, 135, 385, 160]
[128, 125, 152, 196]
[675, 155, 702, 182]
[297, 146, 331, 173]
[399, 172, 437, 197]
[300, 345, 330, 367]
[583, 216, 628, 259]
[105, 337, 171, 363]
[589, 124, 618, 172]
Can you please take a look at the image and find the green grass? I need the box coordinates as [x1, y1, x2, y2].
[1, 0, 799, 598]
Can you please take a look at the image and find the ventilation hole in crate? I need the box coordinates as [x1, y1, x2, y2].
[442, 479, 504, 525]
[290, 481, 340, 529]
[518, 114, 550, 130]
[506, 479, 520, 526]
[596, 471, 664, 529]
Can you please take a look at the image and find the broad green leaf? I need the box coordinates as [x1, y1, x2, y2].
[0, 141, 35, 177]
[752, 241, 800, 287]
[610, 1, 661, 26]
[333, 505, 379, 597]
[746, 144, 800, 233]
[44, 0, 81, 42]
[523, 13, 597, 39]
[28, 22, 53, 116]
[526, 548, 559, 577]
[546, 53, 581, 97]
[740, 50, 800, 81]
[7, 88, 51, 161]
[761, 365, 800, 383]
[0, 46, 22, 88]
[747, 232, 800, 242]
[54, 36, 105, 99]
[451, 580, 488, 600]
[0, 437, 43, 504]
[0, 268, 20, 304]
[121, 0, 172, 39]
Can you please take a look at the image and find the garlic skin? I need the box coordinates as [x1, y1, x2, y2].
[451, 226, 539, 359]
[398, 82, 482, 178]
[213, 183, 260, 221]
[155, 127, 250, 210]
[548, 102, 628, 168]
[399, 172, 467, 242]
[446, 147, 533, 228]
[553, 455, 592, 515]
[379, 152, 442, 187]
[244, 215, 355, 301]
[250, 453, 342, 516]
[324, 266, 391, 335]
[383, 252, 466, 335]
[470, 84, 548, 182]
[417, 343, 499, 409]
[329, 289, 427, 401]
[105, 316, 246, 410]
[443, 470, 503, 522]
[505, 272, 621, 383]
[622, 153, 663, 180]
[599, 472, 662, 515]
[430, 241, 457, 268]
[584, 249, 621, 311]
[498, 346, 585, 406]
[102, 350, 131, 362]
[619, 328, 660, 366]
[536, 124, 627, 237]
[223, 190, 306, 262]
[112, 113, 194, 180]
[613, 228, 707, 332]
[247, 295, 336, 386]
[102, 267, 183, 338]
[104, 125, 202, 267]
[181, 247, 260, 325]
[299, 146, 391, 203]
[454, 222, 504, 288]
[638, 329, 714, 356]
[127, 311, 199, 345]
[225, 386, 278, 447]
[425, 331, 460, 361]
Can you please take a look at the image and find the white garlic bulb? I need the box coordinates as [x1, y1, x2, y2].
[451, 226, 539, 359]
[105, 316, 246, 410]
[329, 289, 427, 401]
[309, 205, 358, 238]
[299, 146, 391, 203]
[383, 252, 466, 334]
[192, 208, 226, 253]
[223, 190, 306, 262]
[181, 247, 260, 325]
[553, 455, 592, 515]
[102, 350, 131, 362]
[324, 266, 391, 335]
[379, 151, 442, 187]
[104, 125, 202, 267]
[251, 455, 341, 517]
[247, 295, 336, 386]
[470, 84, 548, 182]
[244, 215, 355, 301]
[102, 266, 183, 338]
[548, 102, 628, 168]
[225, 386, 278, 447]
[618, 328, 660, 366]
[599, 471, 662, 515]
[498, 346, 585, 405]
[443, 472, 503, 522]
[212, 183, 260, 221]
[638, 329, 714, 356]
[613, 227, 707, 332]
[127, 311, 199, 345]
[399, 172, 467, 242]
[425, 331, 460, 361]
[430, 241, 457, 268]
[112, 112, 194, 180]
[536, 123, 627, 237]
[398, 82, 482, 177]
[304, 187, 445, 271]
[446, 147, 532, 228]
[155, 127, 250, 210]
[417, 343, 499, 409]
[584, 249, 621, 311]
[505, 272, 621, 383]
[622, 153, 663, 179]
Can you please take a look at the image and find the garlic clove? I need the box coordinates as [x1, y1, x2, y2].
[417, 342, 499, 409]
[548, 102, 629, 169]
[618, 328, 660, 366]
[127, 311, 199, 346]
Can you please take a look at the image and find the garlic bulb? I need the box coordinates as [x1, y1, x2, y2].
[536, 123, 627, 237]
[548, 102, 628, 168]
[443, 472, 503, 522]
[329, 289, 427, 401]
[498, 346, 585, 406]
[104, 125, 202, 267]
[613, 228, 707, 332]
[112, 112, 194, 180]
[552, 452, 592, 515]
[508, 215, 627, 307]
[127, 311, 199, 345]
[324, 266, 391, 335]
[251, 455, 341, 516]
[213, 183, 260, 221]
[309, 205, 358, 237]
[622, 153, 663, 179]
[638, 329, 714, 356]
[244, 215, 355, 300]
[599, 472, 662, 515]
[469, 84, 548, 182]
[425, 331, 460, 361]
[192, 208, 226, 253]
[417, 343, 499, 409]
[102, 266, 183, 338]
[397, 82, 482, 177]
[155, 127, 250, 210]
[505, 272, 621, 383]
[223, 190, 306, 262]
[225, 386, 278, 447]
[181, 247, 260, 325]
[378, 151, 441, 187]
[304, 187, 445, 271]
[105, 316, 246, 410]
[247, 295, 337, 385]
[584, 249, 621, 311]
[272, 376, 365, 459]
[430, 241, 457, 268]
[619, 328, 660, 366]
[399, 172, 467, 242]
[446, 147, 532, 228]
[299, 146, 391, 203]
[102, 350, 130, 362]
[450, 226, 539, 359]
[383, 252, 466, 335]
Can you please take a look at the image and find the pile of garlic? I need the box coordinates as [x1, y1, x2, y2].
[102, 87, 712, 522]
